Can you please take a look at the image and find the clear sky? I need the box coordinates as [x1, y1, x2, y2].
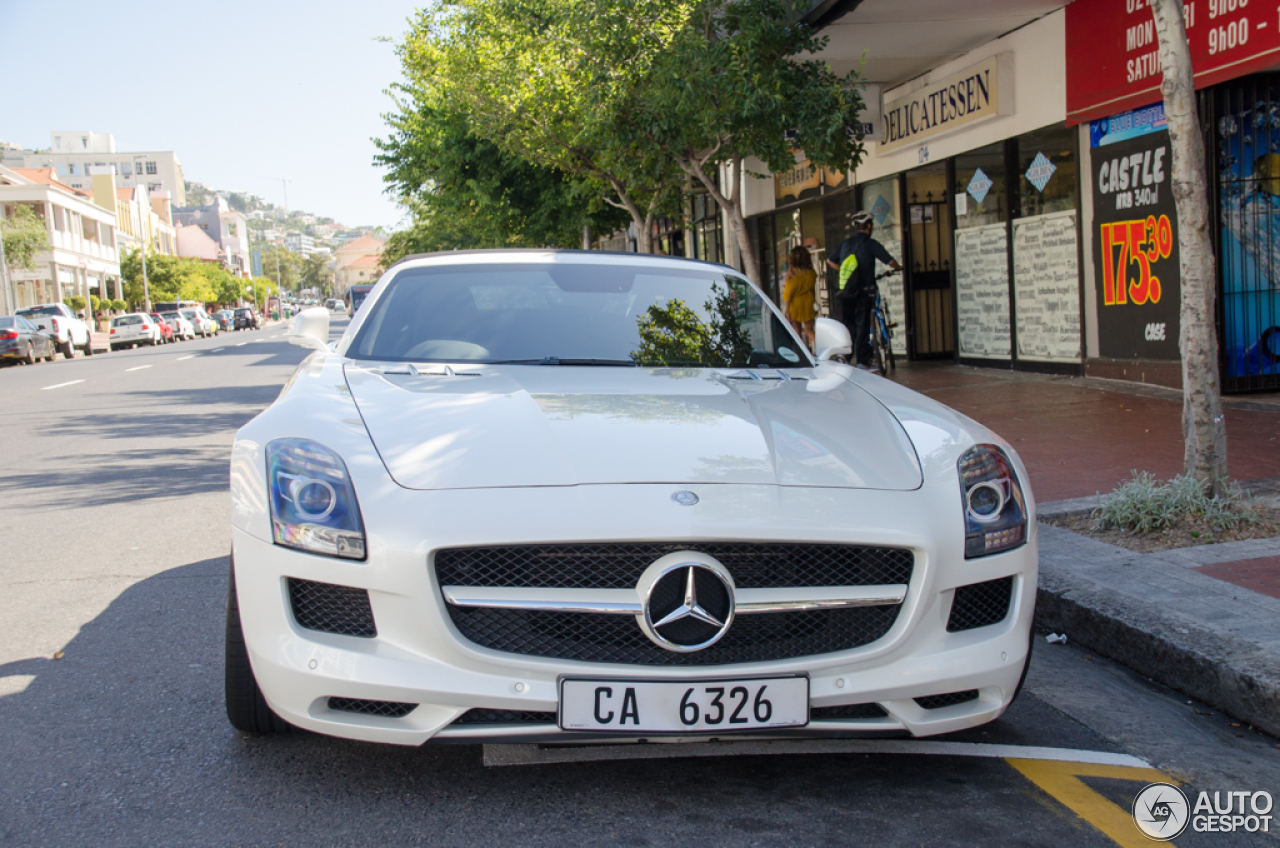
[0, 0, 416, 230]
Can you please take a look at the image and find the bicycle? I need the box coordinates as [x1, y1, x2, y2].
[869, 270, 899, 377]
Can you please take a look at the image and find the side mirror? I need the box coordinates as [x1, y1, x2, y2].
[288, 307, 330, 351]
[814, 317, 852, 361]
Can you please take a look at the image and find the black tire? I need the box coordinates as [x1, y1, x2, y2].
[225, 561, 292, 734]
[886, 345, 896, 374]
[59, 339, 74, 359]
[871, 329, 887, 376]
[24, 344, 36, 365]
[1007, 612, 1036, 709]
[83, 335, 93, 356]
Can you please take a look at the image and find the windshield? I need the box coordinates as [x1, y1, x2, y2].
[347, 263, 809, 368]
[17, 306, 59, 317]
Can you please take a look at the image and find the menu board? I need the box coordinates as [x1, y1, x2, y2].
[876, 237, 907, 356]
[1013, 210, 1082, 362]
[955, 224, 1011, 358]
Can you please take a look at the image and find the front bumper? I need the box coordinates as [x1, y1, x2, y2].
[232, 483, 1037, 747]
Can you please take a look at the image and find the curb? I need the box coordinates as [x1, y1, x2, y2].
[1033, 529, 1280, 739]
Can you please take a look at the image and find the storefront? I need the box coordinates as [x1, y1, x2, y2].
[746, 10, 1083, 371]
[1067, 0, 1280, 392]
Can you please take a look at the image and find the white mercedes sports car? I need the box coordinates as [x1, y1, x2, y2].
[226, 250, 1037, 745]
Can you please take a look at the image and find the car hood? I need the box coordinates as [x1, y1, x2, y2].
[343, 363, 923, 491]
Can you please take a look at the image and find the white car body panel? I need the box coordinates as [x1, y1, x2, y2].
[230, 252, 1039, 746]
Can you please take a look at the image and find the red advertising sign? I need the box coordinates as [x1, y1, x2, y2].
[1066, 0, 1280, 125]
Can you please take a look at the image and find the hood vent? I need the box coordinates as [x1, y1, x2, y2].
[380, 364, 483, 377]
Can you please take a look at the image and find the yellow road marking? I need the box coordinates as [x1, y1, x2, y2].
[1007, 758, 1180, 848]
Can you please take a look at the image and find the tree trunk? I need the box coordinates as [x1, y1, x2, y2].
[1151, 0, 1228, 494]
[686, 155, 762, 284]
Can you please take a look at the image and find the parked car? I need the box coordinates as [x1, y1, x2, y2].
[181, 308, 218, 338]
[109, 313, 162, 349]
[161, 312, 195, 340]
[0, 315, 56, 364]
[213, 311, 235, 332]
[148, 313, 176, 345]
[233, 308, 260, 330]
[16, 302, 92, 358]
[225, 251, 1037, 745]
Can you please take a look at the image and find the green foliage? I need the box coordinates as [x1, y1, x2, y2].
[63, 295, 87, 311]
[256, 244, 303, 291]
[632, 284, 754, 366]
[90, 294, 101, 313]
[111, 299, 127, 311]
[300, 253, 332, 295]
[120, 249, 247, 307]
[2, 205, 50, 270]
[1095, 472, 1260, 533]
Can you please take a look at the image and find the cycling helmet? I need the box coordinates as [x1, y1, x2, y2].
[850, 210, 874, 230]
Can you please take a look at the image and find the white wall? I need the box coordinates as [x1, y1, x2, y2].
[853, 10, 1066, 183]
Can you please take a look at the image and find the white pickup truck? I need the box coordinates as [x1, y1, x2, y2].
[16, 303, 93, 358]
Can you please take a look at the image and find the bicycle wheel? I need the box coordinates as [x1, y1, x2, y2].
[872, 326, 887, 376]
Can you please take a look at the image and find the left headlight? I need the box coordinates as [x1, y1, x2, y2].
[267, 438, 366, 560]
[958, 444, 1027, 559]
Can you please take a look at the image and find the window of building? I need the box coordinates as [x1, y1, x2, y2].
[102, 225, 114, 249]
[67, 164, 77, 176]
[1016, 125, 1078, 219]
[52, 205, 66, 232]
[145, 161, 158, 175]
[120, 162, 133, 176]
[955, 143, 1007, 230]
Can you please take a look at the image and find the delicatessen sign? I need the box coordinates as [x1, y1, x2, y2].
[1091, 123, 1181, 360]
[879, 55, 1013, 153]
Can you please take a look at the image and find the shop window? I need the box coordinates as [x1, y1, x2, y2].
[953, 142, 1012, 360]
[1017, 125, 1077, 218]
[955, 143, 1007, 229]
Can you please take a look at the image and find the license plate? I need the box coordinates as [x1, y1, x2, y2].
[559, 676, 809, 733]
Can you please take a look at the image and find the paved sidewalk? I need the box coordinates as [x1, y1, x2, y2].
[892, 363, 1280, 738]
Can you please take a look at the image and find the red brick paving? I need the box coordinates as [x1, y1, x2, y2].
[894, 364, 1280, 502]
[1194, 556, 1280, 599]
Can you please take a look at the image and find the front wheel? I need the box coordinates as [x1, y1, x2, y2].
[225, 561, 292, 734]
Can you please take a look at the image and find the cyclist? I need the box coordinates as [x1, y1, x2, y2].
[827, 211, 901, 370]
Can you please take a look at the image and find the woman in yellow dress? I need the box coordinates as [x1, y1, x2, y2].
[781, 246, 818, 349]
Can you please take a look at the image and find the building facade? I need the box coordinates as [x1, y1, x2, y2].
[0, 166, 122, 313]
[333, 235, 385, 295]
[3, 131, 187, 207]
[172, 195, 252, 276]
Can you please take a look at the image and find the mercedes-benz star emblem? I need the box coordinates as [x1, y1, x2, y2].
[637, 557, 735, 652]
[671, 491, 699, 506]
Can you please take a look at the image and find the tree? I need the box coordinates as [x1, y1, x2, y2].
[255, 244, 303, 291]
[401, 0, 687, 253]
[376, 98, 627, 252]
[1151, 0, 1227, 493]
[2, 205, 50, 270]
[300, 253, 332, 295]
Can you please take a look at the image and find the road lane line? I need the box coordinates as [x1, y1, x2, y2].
[41, 380, 84, 391]
[235, 342, 247, 347]
[1007, 759, 1174, 848]
[125, 365, 152, 372]
[212, 347, 225, 352]
[482, 739, 1152, 768]
[177, 354, 198, 361]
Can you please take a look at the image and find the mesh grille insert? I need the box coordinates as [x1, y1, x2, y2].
[446, 604, 900, 665]
[289, 578, 377, 638]
[328, 697, 416, 717]
[915, 690, 979, 710]
[453, 709, 558, 725]
[947, 576, 1014, 632]
[810, 703, 888, 720]
[436, 542, 913, 590]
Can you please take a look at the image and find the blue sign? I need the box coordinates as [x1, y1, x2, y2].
[967, 168, 993, 205]
[1025, 152, 1057, 193]
[251, 249, 262, 277]
[871, 194, 891, 225]
[1090, 103, 1167, 148]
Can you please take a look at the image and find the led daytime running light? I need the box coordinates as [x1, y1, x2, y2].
[267, 438, 366, 561]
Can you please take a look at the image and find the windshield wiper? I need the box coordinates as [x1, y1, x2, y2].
[485, 357, 639, 366]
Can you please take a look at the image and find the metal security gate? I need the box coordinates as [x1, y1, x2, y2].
[1210, 76, 1280, 392]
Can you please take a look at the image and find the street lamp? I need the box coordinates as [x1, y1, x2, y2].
[133, 157, 151, 311]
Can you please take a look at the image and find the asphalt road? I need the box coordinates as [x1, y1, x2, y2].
[0, 318, 1276, 847]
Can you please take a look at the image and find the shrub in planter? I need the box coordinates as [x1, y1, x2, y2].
[111, 299, 127, 312]
[64, 295, 87, 311]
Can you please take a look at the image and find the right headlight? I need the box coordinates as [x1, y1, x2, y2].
[267, 438, 366, 560]
[958, 444, 1027, 559]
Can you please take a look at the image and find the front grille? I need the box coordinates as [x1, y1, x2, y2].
[810, 703, 888, 720]
[915, 690, 979, 710]
[288, 578, 377, 637]
[453, 709, 557, 725]
[435, 542, 913, 590]
[328, 697, 416, 718]
[446, 604, 900, 665]
[946, 576, 1014, 632]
